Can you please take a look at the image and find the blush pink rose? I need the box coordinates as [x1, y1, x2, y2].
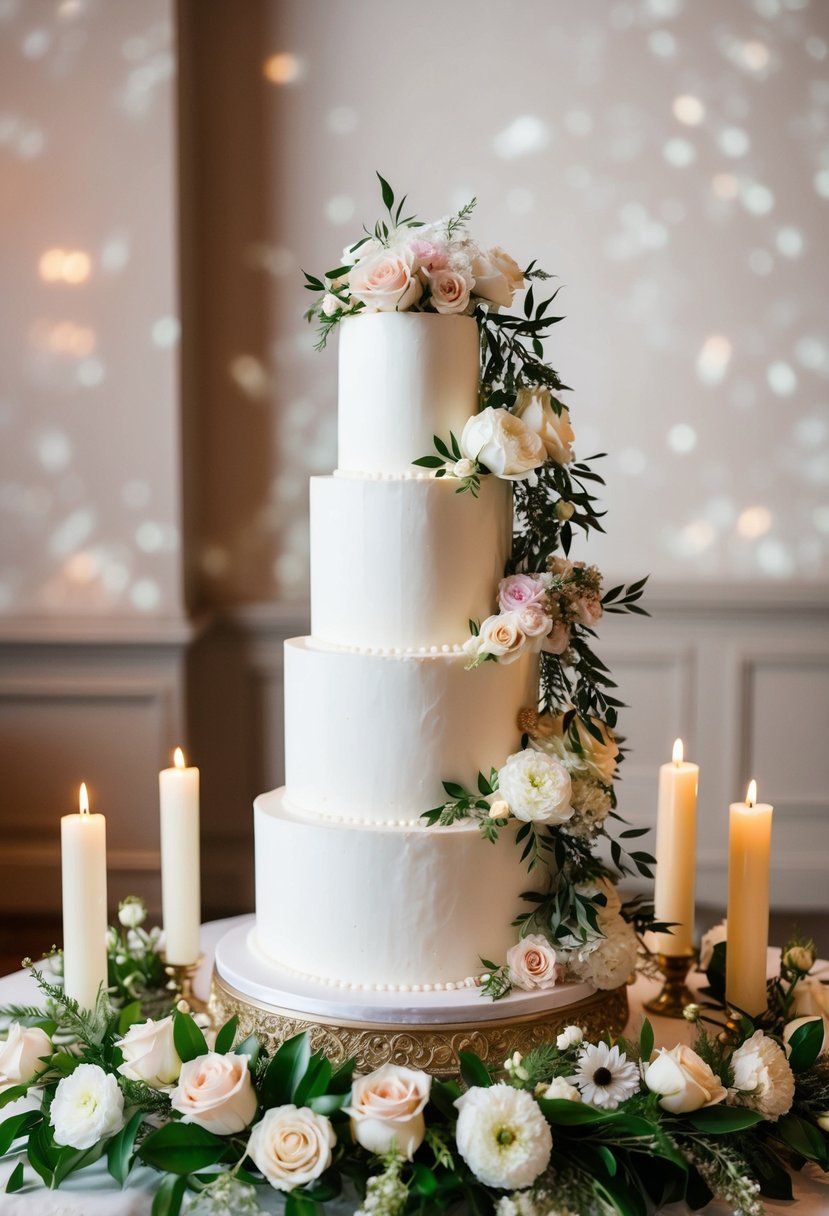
[425, 268, 472, 314]
[575, 596, 603, 627]
[409, 238, 448, 272]
[506, 935, 560, 990]
[517, 603, 552, 642]
[498, 574, 547, 613]
[171, 1052, 257, 1135]
[348, 250, 422, 312]
[543, 621, 571, 655]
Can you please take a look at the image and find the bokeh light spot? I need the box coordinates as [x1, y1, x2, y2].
[263, 53, 304, 85]
[737, 505, 772, 538]
[673, 95, 705, 125]
[493, 115, 549, 159]
[668, 423, 698, 453]
[663, 137, 696, 167]
[767, 361, 797, 395]
[696, 335, 732, 384]
[325, 195, 355, 225]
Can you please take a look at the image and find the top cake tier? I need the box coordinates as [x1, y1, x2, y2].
[338, 313, 479, 474]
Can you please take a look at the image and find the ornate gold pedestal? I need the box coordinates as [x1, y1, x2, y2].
[210, 970, 629, 1076]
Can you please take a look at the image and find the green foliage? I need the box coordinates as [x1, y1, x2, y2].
[458, 1050, 492, 1090]
[260, 1031, 312, 1109]
[172, 1010, 208, 1063]
[107, 1110, 144, 1186]
[138, 1122, 233, 1175]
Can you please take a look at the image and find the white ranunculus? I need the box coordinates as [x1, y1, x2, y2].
[783, 1015, 829, 1057]
[475, 612, 528, 665]
[514, 389, 575, 465]
[470, 251, 513, 308]
[488, 246, 525, 295]
[455, 1084, 552, 1190]
[50, 1063, 124, 1149]
[348, 249, 422, 312]
[699, 920, 727, 971]
[538, 1076, 582, 1102]
[0, 1023, 51, 1093]
[116, 1015, 181, 1089]
[345, 1063, 431, 1160]
[497, 750, 573, 824]
[643, 1045, 728, 1114]
[730, 1030, 795, 1121]
[460, 408, 546, 484]
[247, 1104, 335, 1192]
[506, 935, 560, 991]
[171, 1052, 258, 1135]
[556, 1025, 584, 1051]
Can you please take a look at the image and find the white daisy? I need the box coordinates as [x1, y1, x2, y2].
[570, 1041, 640, 1110]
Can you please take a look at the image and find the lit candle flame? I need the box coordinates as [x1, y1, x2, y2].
[672, 738, 684, 765]
[174, 747, 186, 770]
[746, 779, 757, 808]
[79, 782, 89, 817]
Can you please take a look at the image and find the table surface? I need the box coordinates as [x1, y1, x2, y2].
[0, 917, 826, 1215]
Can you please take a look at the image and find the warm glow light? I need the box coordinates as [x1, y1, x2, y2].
[673, 737, 684, 764]
[38, 248, 91, 285]
[746, 779, 757, 808]
[79, 782, 89, 816]
[264, 52, 302, 84]
[174, 747, 186, 769]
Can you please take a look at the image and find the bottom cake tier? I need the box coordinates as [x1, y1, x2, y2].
[211, 918, 630, 1076]
[254, 788, 534, 990]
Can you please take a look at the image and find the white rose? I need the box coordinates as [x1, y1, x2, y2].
[699, 920, 728, 971]
[783, 1015, 829, 1058]
[50, 1063, 124, 1150]
[348, 249, 422, 312]
[506, 935, 559, 991]
[345, 1063, 431, 1159]
[498, 750, 573, 824]
[247, 1104, 336, 1192]
[342, 237, 382, 264]
[476, 612, 528, 665]
[488, 246, 525, 295]
[791, 974, 829, 1021]
[0, 1023, 51, 1093]
[455, 1084, 552, 1190]
[425, 267, 472, 314]
[643, 1045, 728, 1114]
[538, 1076, 581, 1102]
[171, 1052, 258, 1135]
[452, 457, 476, 479]
[514, 389, 575, 465]
[489, 799, 511, 819]
[116, 1016, 181, 1089]
[321, 293, 340, 316]
[730, 1030, 795, 1121]
[460, 408, 546, 484]
[556, 1025, 583, 1051]
[470, 251, 513, 308]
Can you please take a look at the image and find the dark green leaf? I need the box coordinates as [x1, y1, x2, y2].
[138, 1122, 231, 1174]
[214, 1015, 239, 1056]
[172, 1011, 208, 1064]
[294, 1053, 332, 1106]
[410, 1163, 438, 1195]
[0, 1086, 27, 1110]
[152, 1173, 188, 1216]
[234, 1034, 261, 1067]
[5, 1161, 24, 1192]
[458, 1051, 491, 1090]
[107, 1110, 144, 1187]
[0, 1110, 40, 1156]
[376, 172, 394, 211]
[118, 1001, 143, 1035]
[261, 1032, 312, 1109]
[685, 1106, 764, 1133]
[776, 1113, 829, 1167]
[477, 771, 493, 796]
[639, 1017, 654, 1064]
[412, 455, 445, 468]
[307, 1093, 349, 1115]
[787, 1018, 824, 1073]
[285, 1191, 319, 1216]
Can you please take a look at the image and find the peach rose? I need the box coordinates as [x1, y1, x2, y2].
[0, 1023, 51, 1093]
[171, 1052, 257, 1135]
[517, 603, 553, 642]
[346, 1063, 431, 1159]
[460, 407, 546, 484]
[515, 389, 575, 465]
[477, 612, 528, 664]
[247, 1104, 335, 1192]
[489, 246, 525, 295]
[543, 620, 571, 655]
[470, 250, 513, 308]
[348, 249, 422, 312]
[644, 1044, 728, 1114]
[425, 268, 472, 314]
[506, 935, 560, 990]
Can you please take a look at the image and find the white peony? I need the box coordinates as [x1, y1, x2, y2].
[50, 1063, 124, 1149]
[506, 935, 559, 991]
[556, 1025, 584, 1051]
[345, 1063, 431, 1160]
[171, 1052, 258, 1135]
[460, 408, 546, 485]
[699, 920, 727, 970]
[455, 1084, 552, 1190]
[730, 1030, 795, 1121]
[643, 1044, 728, 1114]
[514, 389, 575, 465]
[116, 1015, 181, 1089]
[573, 915, 638, 990]
[497, 751, 573, 825]
[0, 1023, 51, 1093]
[247, 1104, 335, 1192]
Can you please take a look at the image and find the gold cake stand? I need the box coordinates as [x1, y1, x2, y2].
[210, 969, 629, 1076]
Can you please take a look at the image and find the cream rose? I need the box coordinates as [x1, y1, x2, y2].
[514, 389, 575, 465]
[0, 1023, 51, 1093]
[498, 750, 573, 824]
[791, 973, 829, 1021]
[247, 1104, 335, 1192]
[506, 935, 559, 991]
[460, 408, 546, 485]
[117, 1016, 181, 1089]
[50, 1063, 124, 1150]
[348, 249, 422, 312]
[489, 246, 525, 295]
[425, 267, 472, 314]
[345, 1063, 431, 1159]
[475, 612, 528, 665]
[643, 1045, 728, 1114]
[470, 251, 513, 308]
[538, 1076, 581, 1102]
[171, 1052, 257, 1135]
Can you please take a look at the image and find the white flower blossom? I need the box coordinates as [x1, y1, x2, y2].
[497, 751, 573, 825]
[555, 1025, 584, 1051]
[50, 1063, 124, 1149]
[571, 1042, 639, 1110]
[455, 1084, 552, 1190]
[730, 1030, 795, 1121]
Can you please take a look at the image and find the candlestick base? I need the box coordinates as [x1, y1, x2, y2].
[162, 954, 209, 1019]
[644, 951, 697, 1019]
[717, 1011, 744, 1047]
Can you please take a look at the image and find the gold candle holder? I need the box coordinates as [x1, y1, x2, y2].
[162, 953, 209, 1018]
[644, 950, 697, 1018]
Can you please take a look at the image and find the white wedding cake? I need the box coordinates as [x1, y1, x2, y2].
[253, 313, 539, 992]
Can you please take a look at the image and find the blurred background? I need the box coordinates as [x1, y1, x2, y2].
[1, 0, 827, 966]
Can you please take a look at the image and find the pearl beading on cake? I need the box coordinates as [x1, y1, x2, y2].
[316, 639, 465, 657]
[263, 950, 483, 994]
[334, 468, 453, 482]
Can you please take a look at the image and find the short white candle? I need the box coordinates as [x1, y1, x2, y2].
[727, 779, 773, 1017]
[653, 738, 699, 955]
[61, 783, 108, 1009]
[159, 747, 201, 965]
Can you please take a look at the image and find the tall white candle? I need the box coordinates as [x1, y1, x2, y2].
[727, 779, 773, 1017]
[61, 783, 108, 1009]
[160, 747, 201, 965]
[653, 738, 699, 956]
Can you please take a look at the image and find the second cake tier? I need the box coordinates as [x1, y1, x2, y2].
[284, 638, 536, 824]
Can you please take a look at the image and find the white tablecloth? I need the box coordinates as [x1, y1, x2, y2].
[0, 918, 826, 1214]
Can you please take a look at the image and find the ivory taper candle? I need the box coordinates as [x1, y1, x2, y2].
[726, 780, 773, 1017]
[159, 747, 201, 965]
[61, 783, 108, 1009]
[653, 738, 699, 955]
